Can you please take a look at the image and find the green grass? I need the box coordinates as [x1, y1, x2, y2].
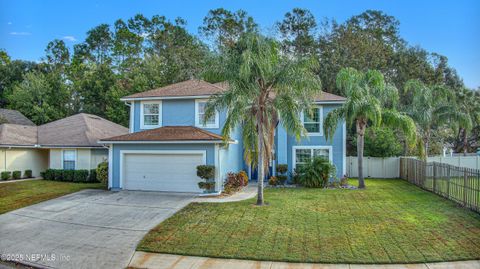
[138, 179, 480, 264]
[0, 180, 105, 214]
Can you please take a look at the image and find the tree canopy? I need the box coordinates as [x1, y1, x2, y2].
[0, 8, 478, 155]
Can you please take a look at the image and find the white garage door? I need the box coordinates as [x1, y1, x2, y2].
[122, 152, 205, 192]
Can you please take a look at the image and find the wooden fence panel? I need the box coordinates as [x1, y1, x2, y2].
[400, 157, 480, 213]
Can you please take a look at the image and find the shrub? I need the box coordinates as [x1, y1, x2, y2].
[298, 157, 336, 188]
[1, 171, 11, 180]
[238, 170, 249, 186]
[276, 164, 288, 175]
[196, 165, 215, 180]
[197, 165, 216, 192]
[198, 181, 215, 190]
[268, 176, 277, 186]
[74, 170, 89, 182]
[96, 162, 108, 184]
[12, 171, 21, 179]
[340, 176, 348, 187]
[53, 169, 64, 181]
[44, 169, 55, 180]
[277, 175, 287, 185]
[290, 169, 301, 184]
[223, 172, 246, 194]
[88, 169, 98, 183]
[24, 170, 33, 178]
[40, 171, 46, 179]
[63, 170, 75, 182]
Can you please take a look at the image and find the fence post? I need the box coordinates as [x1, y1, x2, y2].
[463, 169, 467, 207]
[447, 165, 450, 199]
[433, 162, 437, 192]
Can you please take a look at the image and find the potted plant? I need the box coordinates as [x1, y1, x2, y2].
[197, 165, 216, 193]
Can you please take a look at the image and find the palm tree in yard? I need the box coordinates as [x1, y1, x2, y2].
[323, 67, 416, 189]
[204, 33, 321, 205]
[403, 80, 471, 159]
[455, 87, 479, 155]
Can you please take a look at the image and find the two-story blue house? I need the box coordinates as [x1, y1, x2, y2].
[100, 79, 346, 193]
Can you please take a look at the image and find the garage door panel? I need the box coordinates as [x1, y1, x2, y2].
[122, 153, 205, 192]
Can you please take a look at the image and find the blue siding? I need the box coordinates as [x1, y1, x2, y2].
[219, 126, 244, 183]
[284, 104, 345, 179]
[125, 98, 346, 188]
[110, 143, 216, 189]
[133, 99, 227, 134]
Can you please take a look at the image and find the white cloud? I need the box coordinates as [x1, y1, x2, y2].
[62, 36, 77, 42]
[10, 31, 31, 36]
[7, 22, 12, 25]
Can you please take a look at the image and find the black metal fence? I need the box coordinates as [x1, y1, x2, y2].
[400, 157, 480, 213]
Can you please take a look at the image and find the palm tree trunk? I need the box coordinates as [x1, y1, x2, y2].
[463, 128, 468, 156]
[424, 139, 429, 160]
[256, 124, 265, 205]
[356, 120, 366, 189]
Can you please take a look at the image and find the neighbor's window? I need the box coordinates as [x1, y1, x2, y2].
[63, 150, 76, 170]
[302, 107, 322, 135]
[294, 147, 330, 170]
[142, 102, 160, 128]
[195, 100, 218, 128]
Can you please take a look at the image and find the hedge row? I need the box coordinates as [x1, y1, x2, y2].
[42, 169, 99, 183]
[1, 170, 33, 181]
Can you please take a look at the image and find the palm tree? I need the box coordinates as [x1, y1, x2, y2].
[403, 80, 471, 159]
[324, 67, 416, 189]
[455, 87, 479, 155]
[204, 34, 321, 205]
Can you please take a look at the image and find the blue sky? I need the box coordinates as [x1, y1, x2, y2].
[1, 0, 479, 89]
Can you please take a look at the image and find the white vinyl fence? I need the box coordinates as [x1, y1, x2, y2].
[346, 155, 480, 178]
[346, 157, 400, 178]
[427, 156, 480, 170]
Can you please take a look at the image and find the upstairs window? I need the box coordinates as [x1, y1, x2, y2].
[195, 99, 219, 128]
[141, 101, 162, 129]
[301, 106, 323, 136]
[63, 150, 76, 170]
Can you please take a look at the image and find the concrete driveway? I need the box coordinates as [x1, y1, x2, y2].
[0, 189, 194, 269]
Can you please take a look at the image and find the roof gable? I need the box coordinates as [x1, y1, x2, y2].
[38, 113, 128, 147]
[0, 109, 35, 126]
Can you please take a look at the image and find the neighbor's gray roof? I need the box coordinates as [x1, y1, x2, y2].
[0, 109, 35, 126]
[0, 113, 128, 147]
[0, 124, 38, 146]
[38, 113, 128, 147]
[122, 79, 346, 102]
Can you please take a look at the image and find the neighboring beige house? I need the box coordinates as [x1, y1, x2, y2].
[0, 111, 128, 177]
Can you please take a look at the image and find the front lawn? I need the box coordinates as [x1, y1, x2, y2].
[0, 180, 105, 214]
[138, 179, 480, 264]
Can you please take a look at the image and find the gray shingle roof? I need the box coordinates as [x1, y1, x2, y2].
[0, 113, 128, 147]
[122, 79, 346, 102]
[0, 124, 38, 146]
[38, 113, 128, 147]
[0, 109, 35, 126]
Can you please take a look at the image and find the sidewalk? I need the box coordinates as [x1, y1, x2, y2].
[128, 252, 480, 269]
[195, 183, 257, 203]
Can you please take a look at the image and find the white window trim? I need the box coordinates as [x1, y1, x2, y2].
[195, 99, 219, 129]
[61, 149, 77, 170]
[300, 106, 323, 136]
[292, 146, 333, 171]
[140, 100, 162, 129]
